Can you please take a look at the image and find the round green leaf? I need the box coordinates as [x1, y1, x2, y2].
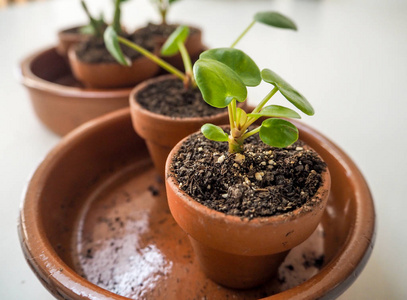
[248, 105, 301, 119]
[193, 58, 247, 108]
[104, 26, 130, 66]
[254, 12, 297, 30]
[199, 48, 261, 86]
[161, 25, 189, 56]
[261, 69, 314, 116]
[201, 124, 229, 142]
[259, 118, 298, 148]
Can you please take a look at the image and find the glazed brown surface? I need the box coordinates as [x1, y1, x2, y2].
[19, 108, 375, 300]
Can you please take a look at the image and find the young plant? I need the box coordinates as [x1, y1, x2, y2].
[104, 24, 195, 87]
[194, 52, 313, 153]
[79, 0, 106, 38]
[104, 10, 297, 92]
[111, 0, 131, 34]
[151, 0, 181, 25]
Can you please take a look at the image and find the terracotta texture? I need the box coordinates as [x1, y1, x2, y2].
[56, 25, 90, 57]
[19, 47, 133, 136]
[165, 136, 331, 288]
[130, 74, 247, 179]
[19, 108, 376, 300]
[68, 45, 160, 89]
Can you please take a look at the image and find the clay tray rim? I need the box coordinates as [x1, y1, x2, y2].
[18, 46, 133, 98]
[18, 108, 376, 300]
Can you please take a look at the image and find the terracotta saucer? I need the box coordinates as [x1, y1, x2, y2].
[19, 46, 132, 136]
[19, 108, 376, 299]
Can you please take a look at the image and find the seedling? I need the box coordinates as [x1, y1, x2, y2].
[151, 0, 181, 25]
[104, 11, 297, 88]
[111, 0, 130, 34]
[79, 0, 106, 38]
[79, 0, 129, 38]
[193, 14, 312, 153]
[104, 24, 194, 86]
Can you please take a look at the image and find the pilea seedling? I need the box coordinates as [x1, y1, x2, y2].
[80, 0, 129, 38]
[193, 14, 313, 153]
[79, 0, 106, 38]
[104, 11, 297, 89]
[104, 24, 194, 86]
[151, 0, 181, 25]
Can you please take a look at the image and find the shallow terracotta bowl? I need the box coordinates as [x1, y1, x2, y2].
[19, 108, 375, 299]
[19, 47, 132, 136]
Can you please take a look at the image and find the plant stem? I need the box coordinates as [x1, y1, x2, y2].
[118, 37, 186, 81]
[231, 99, 237, 127]
[251, 86, 279, 114]
[228, 138, 244, 153]
[177, 41, 195, 86]
[241, 126, 260, 140]
[230, 20, 256, 48]
[112, 0, 121, 34]
[240, 86, 279, 133]
[81, 0, 102, 37]
[228, 103, 235, 130]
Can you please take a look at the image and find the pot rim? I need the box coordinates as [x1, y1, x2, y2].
[57, 24, 89, 36]
[129, 74, 244, 123]
[165, 130, 331, 227]
[19, 46, 133, 98]
[67, 42, 160, 68]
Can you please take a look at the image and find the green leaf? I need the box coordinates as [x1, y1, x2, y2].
[161, 25, 189, 56]
[169, 0, 180, 4]
[201, 124, 229, 142]
[259, 118, 299, 148]
[254, 12, 297, 30]
[200, 48, 261, 87]
[193, 58, 247, 108]
[248, 105, 301, 119]
[104, 26, 130, 66]
[261, 69, 314, 115]
[236, 107, 247, 127]
[79, 24, 95, 35]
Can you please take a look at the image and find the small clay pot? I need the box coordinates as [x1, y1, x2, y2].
[129, 74, 247, 179]
[133, 24, 204, 72]
[165, 134, 331, 289]
[56, 25, 90, 57]
[68, 45, 160, 89]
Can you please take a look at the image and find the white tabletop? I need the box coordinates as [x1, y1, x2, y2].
[1, 0, 406, 299]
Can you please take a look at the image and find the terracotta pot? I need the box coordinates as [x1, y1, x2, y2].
[56, 25, 90, 57]
[134, 24, 204, 72]
[19, 47, 133, 136]
[165, 132, 331, 289]
[19, 108, 375, 299]
[130, 74, 247, 179]
[68, 44, 160, 89]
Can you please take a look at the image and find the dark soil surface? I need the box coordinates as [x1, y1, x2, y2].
[135, 22, 199, 40]
[136, 78, 225, 118]
[75, 32, 155, 64]
[171, 133, 327, 219]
